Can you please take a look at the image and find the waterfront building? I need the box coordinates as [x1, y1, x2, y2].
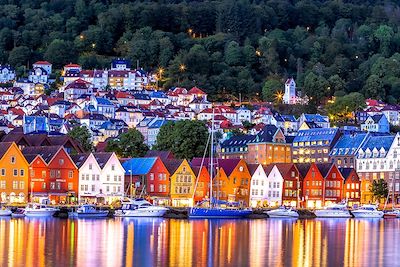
[302, 163, 330, 208]
[339, 168, 361, 206]
[219, 134, 254, 160]
[0, 142, 29, 203]
[323, 164, 344, 206]
[292, 128, 341, 163]
[169, 159, 196, 207]
[264, 164, 284, 207]
[23, 146, 79, 203]
[248, 164, 268, 208]
[192, 165, 210, 204]
[122, 157, 170, 205]
[356, 135, 395, 204]
[277, 163, 300, 207]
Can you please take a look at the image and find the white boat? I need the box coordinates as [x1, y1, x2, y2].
[265, 206, 299, 218]
[69, 204, 109, 218]
[0, 206, 12, 216]
[114, 199, 168, 217]
[314, 202, 352, 218]
[24, 203, 58, 217]
[351, 204, 384, 218]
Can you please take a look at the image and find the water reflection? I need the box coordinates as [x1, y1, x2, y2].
[0, 217, 399, 266]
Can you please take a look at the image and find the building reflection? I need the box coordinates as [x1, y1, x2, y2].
[0, 217, 399, 266]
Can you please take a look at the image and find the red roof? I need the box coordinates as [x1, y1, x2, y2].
[65, 78, 92, 89]
[34, 61, 52, 65]
[8, 107, 25, 116]
[188, 87, 206, 95]
[173, 87, 188, 94]
[64, 63, 81, 68]
[115, 91, 134, 99]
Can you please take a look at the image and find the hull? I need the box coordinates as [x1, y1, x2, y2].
[314, 210, 352, 218]
[0, 210, 12, 216]
[24, 210, 57, 217]
[351, 211, 383, 218]
[115, 208, 168, 217]
[266, 211, 299, 218]
[11, 213, 25, 218]
[189, 208, 252, 219]
[69, 212, 109, 218]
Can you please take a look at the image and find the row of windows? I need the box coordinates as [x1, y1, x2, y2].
[346, 192, 359, 199]
[176, 175, 192, 183]
[50, 170, 73, 179]
[0, 181, 24, 189]
[174, 186, 191, 194]
[294, 148, 329, 155]
[106, 175, 122, 182]
[284, 189, 297, 197]
[325, 181, 341, 188]
[150, 184, 167, 192]
[80, 184, 121, 193]
[293, 157, 329, 163]
[326, 190, 340, 197]
[251, 189, 264, 196]
[1, 169, 24, 177]
[150, 173, 167, 181]
[305, 189, 322, 196]
[346, 183, 360, 190]
[293, 140, 330, 147]
[306, 181, 323, 187]
[82, 174, 100, 181]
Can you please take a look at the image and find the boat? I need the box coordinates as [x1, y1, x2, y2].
[114, 198, 168, 217]
[24, 203, 58, 217]
[383, 209, 400, 218]
[69, 204, 109, 218]
[265, 206, 299, 218]
[314, 202, 352, 218]
[0, 206, 12, 216]
[351, 204, 384, 218]
[188, 108, 252, 219]
[11, 208, 25, 218]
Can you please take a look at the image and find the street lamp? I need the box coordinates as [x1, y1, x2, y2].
[179, 64, 186, 72]
[128, 169, 133, 198]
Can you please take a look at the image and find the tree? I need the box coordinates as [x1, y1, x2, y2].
[363, 74, 385, 99]
[303, 72, 328, 106]
[8, 46, 30, 67]
[224, 41, 242, 66]
[262, 77, 283, 102]
[327, 92, 365, 122]
[105, 128, 148, 158]
[44, 39, 77, 68]
[154, 120, 208, 160]
[370, 179, 388, 203]
[68, 125, 93, 152]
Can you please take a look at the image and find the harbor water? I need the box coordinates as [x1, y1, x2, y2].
[0, 217, 399, 266]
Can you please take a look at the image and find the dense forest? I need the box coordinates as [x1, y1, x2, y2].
[2, 0, 400, 104]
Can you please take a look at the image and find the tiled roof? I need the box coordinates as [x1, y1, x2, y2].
[303, 114, 329, 123]
[358, 135, 394, 157]
[293, 128, 339, 144]
[95, 97, 113, 106]
[122, 157, 157, 175]
[221, 135, 254, 148]
[330, 132, 369, 156]
[22, 146, 62, 164]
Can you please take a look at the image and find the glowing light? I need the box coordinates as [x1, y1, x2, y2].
[91, 43, 96, 48]
[255, 50, 261, 56]
[274, 91, 284, 102]
[79, 35, 84, 40]
[179, 64, 186, 72]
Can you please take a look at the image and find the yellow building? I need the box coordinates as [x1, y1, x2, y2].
[0, 142, 29, 203]
[170, 159, 196, 207]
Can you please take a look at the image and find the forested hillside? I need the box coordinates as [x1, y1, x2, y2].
[1, 0, 400, 103]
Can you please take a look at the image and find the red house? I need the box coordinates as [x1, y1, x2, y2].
[277, 163, 300, 207]
[302, 163, 329, 209]
[340, 168, 361, 206]
[122, 157, 170, 205]
[324, 164, 344, 206]
[295, 163, 311, 208]
[23, 146, 79, 204]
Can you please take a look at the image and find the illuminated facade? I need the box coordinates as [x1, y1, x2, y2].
[292, 128, 341, 163]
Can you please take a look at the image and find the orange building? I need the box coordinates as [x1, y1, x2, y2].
[192, 166, 210, 203]
[246, 125, 291, 165]
[192, 158, 252, 205]
[0, 142, 29, 203]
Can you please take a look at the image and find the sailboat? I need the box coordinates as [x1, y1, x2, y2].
[383, 180, 400, 218]
[188, 109, 252, 219]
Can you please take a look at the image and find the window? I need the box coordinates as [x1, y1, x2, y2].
[150, 184, 154, 192]
[0, 181, 5, 189]
[56, 170, 61, 178]
[89, 164, 93, 170]
[86, 174, 89, 180]
[332, 173, 336, 178]
[92, 185, 95, 191]
[97, 175, 100, 181]
[50, 182, 55, 189]
[59, 159, 64, 165]
[106, 186, 110, 192]
[12, 181, 18, 189]
[81, 185, 84, 191]
[92, 174, 95, 181]
[68, 183, 73, 190]
[1, 169, 5, 176]
[10, 156, 15, 164]
[107, 175, 110, 181]
[19, 181, 24, 189]
[42, 171, 46, 178]
[56, 182, 61, 190]
[13, 169, 17, 176]
[114, 175, 117, 181]
[150, 173, 154, 180]
[42, 182, 46, 189]
[111, 165, 115, 171]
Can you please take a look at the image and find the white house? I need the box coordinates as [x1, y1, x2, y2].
[266, 165, 284, 206]
[361, 114, 390, 133]
[381, 105, 400, 126]
[73, 152, 125, 204]
[237, 107, 252, 123]
[0, 65, 16, 83]
[249, 164, 269, 207]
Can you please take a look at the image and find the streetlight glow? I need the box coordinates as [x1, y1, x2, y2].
[179, 64, 186, 72]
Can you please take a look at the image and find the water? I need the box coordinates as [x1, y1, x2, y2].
[0, 217, 399, 267]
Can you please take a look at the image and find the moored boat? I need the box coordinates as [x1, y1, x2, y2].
[24, 203, 58, 217]
[69, 204, 109, 218]
[265, 206, 299, 218]
[0, 206, 12, 216]
[383, 209, 400, 219]
[351, 204, 383, 218]
[189, 205, 252, 219]
[314, 202, 351, 218]
[114, 198, 168, 217]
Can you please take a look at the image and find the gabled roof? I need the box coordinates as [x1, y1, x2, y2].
[371, 114, 385, 123]
[191, 158, 241, 177]
[164, 159, 184, 174]
[252, 125, 281, 143]
[338, 168, 353, 179]
[188, 87, 206, 95]
[144, 150, 175, 160]
[33, 61, 51, 65]
[0, 142, 14, 159]
[22, 146, 62, 164]
[295, 163, 311, 178]
[93, 152, 113, 168]
[263, 164, 275, 175]
[70, 153, 90, 168]
[359, 135, 394, 157]
[315, 163, 332, 178]
[122, 157, 157, 175]
[247, 164, 259, 176]
[274, 163, 294, 177]
[293, 128, 339, 144]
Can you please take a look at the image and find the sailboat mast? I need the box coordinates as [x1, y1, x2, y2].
[210, 108, 214, 208]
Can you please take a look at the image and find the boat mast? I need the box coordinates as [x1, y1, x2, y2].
[210, 108, 214, 208]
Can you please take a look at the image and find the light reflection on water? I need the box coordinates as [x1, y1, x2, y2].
[0, 217, 399, 266]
